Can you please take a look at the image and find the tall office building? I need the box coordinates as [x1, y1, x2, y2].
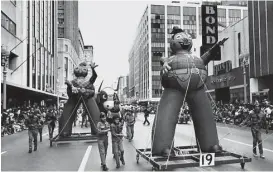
[248, 1, 273, 102]
[129, 1, 247, 102]
[1, 1, 59, 107]
[57, 0, 80, 96]
[117, 76, 129, 103]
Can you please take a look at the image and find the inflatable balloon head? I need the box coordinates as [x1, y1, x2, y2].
[96, 81, 120, 112]
[170, 30, 193, 53]
[74, 62, 89, 78]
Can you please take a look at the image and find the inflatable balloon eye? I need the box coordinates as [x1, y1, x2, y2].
[102, 94, 107, 100]
[74, 67, 81, 77]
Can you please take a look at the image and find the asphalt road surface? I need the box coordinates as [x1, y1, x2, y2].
[1, 113, 273, 171]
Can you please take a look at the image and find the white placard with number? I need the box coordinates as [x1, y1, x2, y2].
[200, 153, 215, 167]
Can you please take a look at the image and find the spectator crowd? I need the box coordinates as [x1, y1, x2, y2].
[1, 104, 60, 137]
[212, 99, 273, 130]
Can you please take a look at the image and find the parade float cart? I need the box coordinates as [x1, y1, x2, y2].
[135, 145, 251, 171]
[50, 132, 98, 147]
[50, 96, 98, 147]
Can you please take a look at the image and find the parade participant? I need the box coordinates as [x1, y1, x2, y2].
[81, 109, 88, 128]
[34, 107, 43, 142]
[45, 109, 57, 139]
[241, 104, 268, 159]
[25, 111, 39, 153]
[97, 112, 110, 171]
[110, 115, 125, 168]
[143, 106, 150, 126]
[125, 110, 135, 141]
[264, 103, 272, 133]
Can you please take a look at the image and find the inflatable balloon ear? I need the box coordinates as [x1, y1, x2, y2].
[59, 62, 100, 137]
[96, 80, 109, 115]
[151, 27, 224, 156]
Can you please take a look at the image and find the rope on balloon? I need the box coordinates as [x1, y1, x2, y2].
[164, 62, 195, 169]
[191, 60, 248, 157]
[53, 96, 83, 141]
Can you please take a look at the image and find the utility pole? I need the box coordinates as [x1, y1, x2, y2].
[1, 46, 10, 110]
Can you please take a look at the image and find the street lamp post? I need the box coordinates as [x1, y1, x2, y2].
[1, 45, 10, 110]
[242, 56, 249, 104]
[56, 67, 62, 111]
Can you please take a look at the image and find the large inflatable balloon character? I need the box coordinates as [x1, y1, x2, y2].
[152, 27, 226, 156]
[59, 62, 100, 137]
[95, 83, 121, 124]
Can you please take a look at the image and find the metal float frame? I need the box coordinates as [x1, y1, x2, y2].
[136, 145, 251, 171]
[50, 132, 98, 147]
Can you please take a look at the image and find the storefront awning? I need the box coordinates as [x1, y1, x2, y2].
[1, 81, 68, 100]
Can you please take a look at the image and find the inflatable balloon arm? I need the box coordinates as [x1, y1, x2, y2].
[65, 80, 72, 88]
[201, 38, 229, 66]
[89, 63, 98, 84]
[160, 56, 173, 74]
[201, 50, 213, 66]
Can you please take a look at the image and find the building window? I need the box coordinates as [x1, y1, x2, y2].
[58, 28, 64, 37]
[183, 7, 197, 39]
[1, 12, 16, 35]
[228, 9, 241, 26]
[238, 32, 241, 55]
[65, 44, 68, 52]
[218, 8, 227, 27]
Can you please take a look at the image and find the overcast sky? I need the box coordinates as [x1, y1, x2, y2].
[79, 1, 149, 89]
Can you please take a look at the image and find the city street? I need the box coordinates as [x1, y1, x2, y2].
[1, 113, 273, 171]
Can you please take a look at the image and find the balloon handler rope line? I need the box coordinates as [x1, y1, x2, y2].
[50, 96, 98, 146]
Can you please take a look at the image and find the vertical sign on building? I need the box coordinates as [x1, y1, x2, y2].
[201, 5, 220, 60]
[202, 5, 218, 45]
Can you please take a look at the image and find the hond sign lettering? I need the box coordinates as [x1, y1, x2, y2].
[202, 5, 218, 46]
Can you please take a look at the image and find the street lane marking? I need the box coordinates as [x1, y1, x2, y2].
[1, 151, 7, 155]
[78, 145, 92, 172]
[224, 138, 273, 153]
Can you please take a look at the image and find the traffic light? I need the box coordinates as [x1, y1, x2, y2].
[200, 44, 221, 61]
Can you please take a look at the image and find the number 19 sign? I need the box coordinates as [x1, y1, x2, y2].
[200, 153, 215, 167]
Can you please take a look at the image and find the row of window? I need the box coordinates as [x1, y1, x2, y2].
[183, 20, 196, 25]
[152, 33, 165, 39]
[1, 12, 16, 35]
[151, 5, 165, 15]
[167, 15, 180, 20]
[183, 15, 196, 21]
[151, 42, 165, 48]
[152, 71, 160, 76]
[151, 14, 165, 20]
[151, 23, 165, 29]
[168, 20, 180, 25]
[152, 28, 165, 33]
[167, 6, 180, 15]
[151, 19, 165, 24]
[229, 9, 241, 17]
[167, 24, 180, 29]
